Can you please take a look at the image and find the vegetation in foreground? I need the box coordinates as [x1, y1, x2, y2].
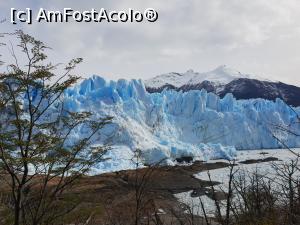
[0, 31, 111, 225]
[0, 31, 300, 225]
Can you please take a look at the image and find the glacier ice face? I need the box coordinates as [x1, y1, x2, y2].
[63, 75, 300, 168]
[89, 145, 144, 174]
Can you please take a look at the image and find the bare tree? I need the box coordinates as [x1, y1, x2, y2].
[231, 168, 278, 225]
[131, 149, 167, 225]
[272, 157, 300, 224]
[205, 160, 237, 225]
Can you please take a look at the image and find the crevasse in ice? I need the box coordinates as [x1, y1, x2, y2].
[63, 75, 300, 168]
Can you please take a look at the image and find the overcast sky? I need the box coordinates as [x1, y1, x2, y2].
[1, 0, 300, 85]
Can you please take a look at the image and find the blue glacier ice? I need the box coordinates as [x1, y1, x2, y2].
[63, 75, 300, 169]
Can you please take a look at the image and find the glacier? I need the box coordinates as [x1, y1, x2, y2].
[62, 75, 300, 171]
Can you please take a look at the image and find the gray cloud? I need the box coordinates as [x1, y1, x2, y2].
[1, 0, 300, 85]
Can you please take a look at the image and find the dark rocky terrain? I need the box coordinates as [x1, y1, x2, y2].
[146, 78, 300, 107]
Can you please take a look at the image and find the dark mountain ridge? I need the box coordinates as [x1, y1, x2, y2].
[146, 78, 300, 107]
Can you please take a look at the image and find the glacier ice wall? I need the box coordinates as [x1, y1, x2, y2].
[63, 75, 300, 165]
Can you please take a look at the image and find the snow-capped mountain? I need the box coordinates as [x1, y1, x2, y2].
[145, 65, 251, 88]
[63, 76, 300, 172]
[145, 66, 300, 107]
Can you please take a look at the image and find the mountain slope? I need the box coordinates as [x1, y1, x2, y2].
[145, 66, 251, 88]
[219, 78, 300, 106]
[145, 66, 300, 107]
